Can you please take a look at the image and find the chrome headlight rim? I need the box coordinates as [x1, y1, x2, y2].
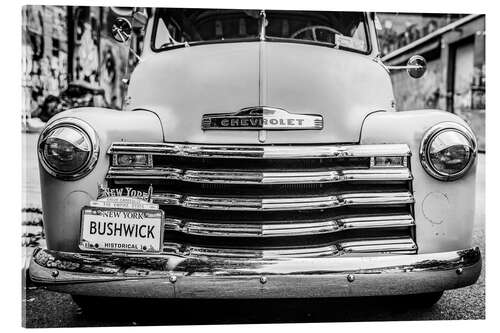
[38, 117, 100, 180]
[419, 121, 477, 181]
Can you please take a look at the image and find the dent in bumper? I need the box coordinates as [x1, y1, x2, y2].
[29, 247, 481, 299]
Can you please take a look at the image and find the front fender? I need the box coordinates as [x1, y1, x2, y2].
[40, 108, 164, 252]
[360, 110, 477, 253]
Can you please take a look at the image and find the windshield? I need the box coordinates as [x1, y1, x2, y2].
[152, 9, 370, 53]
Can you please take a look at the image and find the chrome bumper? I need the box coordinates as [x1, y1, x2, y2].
[29, 247, 481, 299]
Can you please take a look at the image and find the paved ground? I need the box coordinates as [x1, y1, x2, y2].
[21, 132, 485, 327]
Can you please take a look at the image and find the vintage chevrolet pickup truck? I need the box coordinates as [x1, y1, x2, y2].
[29, 8, 481, 308]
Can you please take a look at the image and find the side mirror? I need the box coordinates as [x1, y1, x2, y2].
[111, 17, 132, 43]
[407, 55, 427, 79]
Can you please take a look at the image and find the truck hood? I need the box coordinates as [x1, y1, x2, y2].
[128, 42, 394, 144]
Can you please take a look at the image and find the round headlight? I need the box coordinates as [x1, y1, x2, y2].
[38, 118, 99, 180]
[420, 122, 477, 181]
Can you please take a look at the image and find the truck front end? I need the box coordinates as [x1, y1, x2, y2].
[29, 8, 481, 304]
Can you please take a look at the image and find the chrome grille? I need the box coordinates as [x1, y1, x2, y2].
[163, 214, 414, 237]
[150, 192, 413, 210]
[106, 142, 416, 258]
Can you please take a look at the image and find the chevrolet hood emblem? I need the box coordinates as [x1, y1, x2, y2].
[202, 106, 323, 130]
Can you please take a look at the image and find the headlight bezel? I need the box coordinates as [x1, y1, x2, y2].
[38, 118, 100, 180]
[419, 121, 477, 181]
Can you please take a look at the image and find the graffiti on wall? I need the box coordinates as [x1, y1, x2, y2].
[98, 7, 130, 109]
[22, 5, 138, 119]
[71, 6, 135, 109]
[99, 39, 127, 108]
[22, 5, 148, 121]
[73, 7, 100, 84]
[22, 5, 68, 118]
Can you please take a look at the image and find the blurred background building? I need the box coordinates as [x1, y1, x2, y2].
[378, 13, 485, 151]
[21, 6, 485, 150]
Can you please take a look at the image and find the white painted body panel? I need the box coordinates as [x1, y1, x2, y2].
[40, 108, 164, 251]
[127, 42, 394, 143]
[361, 110, 476, 253]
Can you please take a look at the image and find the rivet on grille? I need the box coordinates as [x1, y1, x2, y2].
[456, 267, 464, 275]
[260, 276, 267, 284]
[169, 274, 177, 283]
[347, 274, 355, 282]
[51, 270, 59, 278]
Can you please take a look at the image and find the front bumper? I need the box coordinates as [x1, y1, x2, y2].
[29, 247, 481, 299]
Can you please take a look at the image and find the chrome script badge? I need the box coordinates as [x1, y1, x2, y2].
[202, 106, 323, 130]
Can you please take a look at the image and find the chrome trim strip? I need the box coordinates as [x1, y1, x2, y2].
[29, 247, 481, 298]
[169, 244, 340, 258]
[107, 167, 413, 184]
[163, 214, 415, 237]
[163, 237, 417, 258]
[151, 191, 414, 211]
[338, 237, 417, 254]
[108, 142, 411, 159]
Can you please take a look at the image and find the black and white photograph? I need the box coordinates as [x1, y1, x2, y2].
[11, 0, 494, 329]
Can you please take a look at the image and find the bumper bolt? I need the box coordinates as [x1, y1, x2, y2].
[260, 276, 267, 284]
[456, 267, 464, 275]
[51, 270, 59, 278]
[169, 274, 177, 283]
[347, 274, 355, 282]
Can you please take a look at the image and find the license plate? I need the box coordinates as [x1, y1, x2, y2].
[79, 206, 164, 253]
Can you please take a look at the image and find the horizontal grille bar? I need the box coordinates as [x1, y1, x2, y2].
[162, 237, 417, 258]
[107, 167, 412, 184]
[108, 142, 411, 159]
[152, 191, 414, 211]
[164, 214, 415, 237]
